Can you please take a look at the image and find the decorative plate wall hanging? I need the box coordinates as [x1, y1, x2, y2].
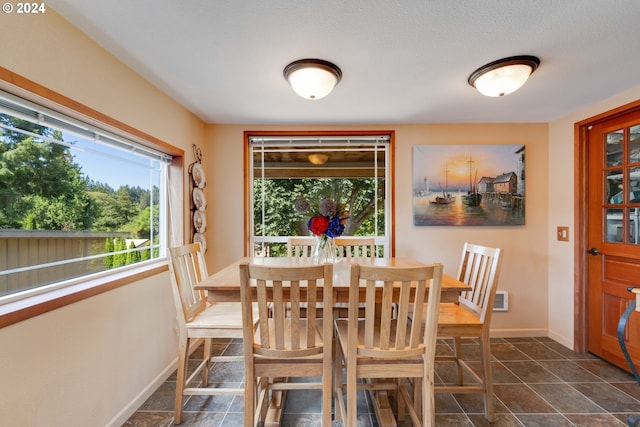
[189, 145, 207, 252]
[193, 210, 206, 233]
[192, 188, 207, 211]
[191, 162, 206, 189]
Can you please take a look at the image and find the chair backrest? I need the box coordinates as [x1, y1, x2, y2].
[239, 262, 333, 358]
[335, 237, 376, 260]
[456, 242, 503, 325]
[287, 236, 317, 258]
[348, 263, 443, 358]
[168, 243, 209, 324]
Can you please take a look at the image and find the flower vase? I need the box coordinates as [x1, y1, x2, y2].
[313, 235, 338, 264]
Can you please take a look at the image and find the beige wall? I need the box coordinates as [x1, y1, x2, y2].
[206, 123, 550, 337]
[0, 10, 204, 427]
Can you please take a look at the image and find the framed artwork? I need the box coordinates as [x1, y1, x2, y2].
[413, 144, 525, 226]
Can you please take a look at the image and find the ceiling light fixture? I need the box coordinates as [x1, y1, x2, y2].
[308, 153, 329, 165]
[468, 55, 540, 97]
[283, 59, 342, 100]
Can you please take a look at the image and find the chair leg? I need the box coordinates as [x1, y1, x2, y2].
[322, 356, 333, 426]
[202, 338, 212, 387]
[346, 363, 357, 427]
[413, 377, 422, 421]
[257, 378, 269, 424]
[453, 337, 464, 385]
[479, 335, 495, 422]
[396, 378, 406, 422]
[333, 344, 345, 424]
[174, 337, 189, 425]
[423, 371, 435, 427]
[244, 367, 255, 427]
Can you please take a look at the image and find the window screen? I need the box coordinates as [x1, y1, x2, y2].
[249, 134, 391, 257]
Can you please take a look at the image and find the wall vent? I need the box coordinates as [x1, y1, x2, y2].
[493, 291, 508, 312]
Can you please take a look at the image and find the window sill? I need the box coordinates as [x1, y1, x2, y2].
[0, 260, 169, 329]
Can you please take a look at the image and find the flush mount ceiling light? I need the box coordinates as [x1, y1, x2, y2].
[283, 59, 342, 100]
[468, 55, 540, 97]
[308, 153, 329, 165]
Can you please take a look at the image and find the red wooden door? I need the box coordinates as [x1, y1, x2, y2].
[587, 111, 640, 370]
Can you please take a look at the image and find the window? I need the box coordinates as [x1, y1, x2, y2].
[0, 89, 174, 303]
[248, 132, 393, 257]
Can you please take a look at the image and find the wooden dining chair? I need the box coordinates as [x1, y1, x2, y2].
[334, 236, 376, 260]
[239, 261, 334, 427]
[333, 263, 443, 427]
[286, 236, 316, 258]
[434, 242, 503, 423]
[168, 243, 253, 424]
[333, 237, 377, 318]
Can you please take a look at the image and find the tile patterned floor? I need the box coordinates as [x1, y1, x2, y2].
[123, 337, 640, 426]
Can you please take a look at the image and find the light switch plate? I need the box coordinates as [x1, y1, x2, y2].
[557, 226, 569, 242]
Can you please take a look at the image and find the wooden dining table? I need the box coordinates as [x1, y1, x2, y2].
[196, 256, 470, 304]
[195, 256, 470, 427]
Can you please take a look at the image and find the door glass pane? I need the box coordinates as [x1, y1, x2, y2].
[606, 208, 624, 242]
[606, 129, 624, 167]
[629, 166, 640, 203]
[631, 125, 640, 163]
[606, 169, 623, 204]
[630, 208, 640, 244]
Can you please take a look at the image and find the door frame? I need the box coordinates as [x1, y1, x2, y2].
[575, 99, 640, 352]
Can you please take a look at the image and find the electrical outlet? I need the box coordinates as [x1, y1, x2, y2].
[557, 226, 569, 242]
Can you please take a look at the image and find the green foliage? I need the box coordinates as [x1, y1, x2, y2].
[0, 113, 159, 239]
[0, 115, 95, 229]
[127, 241, 141, 264]
[140, 242, 151, 261]
[254, 177, 385, 240]
[105, 238, 114, 269]
[131, 205, 159, 239]
[113, 237, 128, 267]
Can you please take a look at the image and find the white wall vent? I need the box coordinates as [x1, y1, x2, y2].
[493, 291, 508, 312]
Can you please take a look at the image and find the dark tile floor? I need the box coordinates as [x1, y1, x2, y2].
[123, 337, 640, 426]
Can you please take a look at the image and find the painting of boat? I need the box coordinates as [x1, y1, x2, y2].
[434, 193, 455, 204]
[462, 192, 482, 206]
[412, 144, 526, 226]
[432, 165, 455, 204]
[462, 156, 482, 206]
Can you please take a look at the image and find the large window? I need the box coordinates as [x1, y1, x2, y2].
[248, 133, 393, 257]
[0, 89, 173, 302]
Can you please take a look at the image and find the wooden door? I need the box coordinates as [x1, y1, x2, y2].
[587, 111, 640, 370]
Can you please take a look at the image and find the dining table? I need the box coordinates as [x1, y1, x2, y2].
[196, 256, 470, 304]
[195, 256, 471, 427]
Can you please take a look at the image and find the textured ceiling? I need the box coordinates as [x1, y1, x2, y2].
[47, 0, 640, 125]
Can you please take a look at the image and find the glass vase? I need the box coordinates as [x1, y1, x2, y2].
[312, 235, 339, 264]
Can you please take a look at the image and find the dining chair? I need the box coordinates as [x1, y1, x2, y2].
[286, 236, 316, 258]
[239, 261, 334, 427]
[168, 243, 253, 425]
[333, 262, 443, 427]
[433, 242, 503, 422]
[333, 237, 377, 319]
[334, 236, 376, 260]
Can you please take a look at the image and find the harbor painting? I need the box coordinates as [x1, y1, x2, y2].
[413, 144, 525, 226]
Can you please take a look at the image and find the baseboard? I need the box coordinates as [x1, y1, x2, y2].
[489, 327, 548, 338]
[106, 359, 177, 427]
[547, 329, 574, 350]
[105, 339, 202, 427]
